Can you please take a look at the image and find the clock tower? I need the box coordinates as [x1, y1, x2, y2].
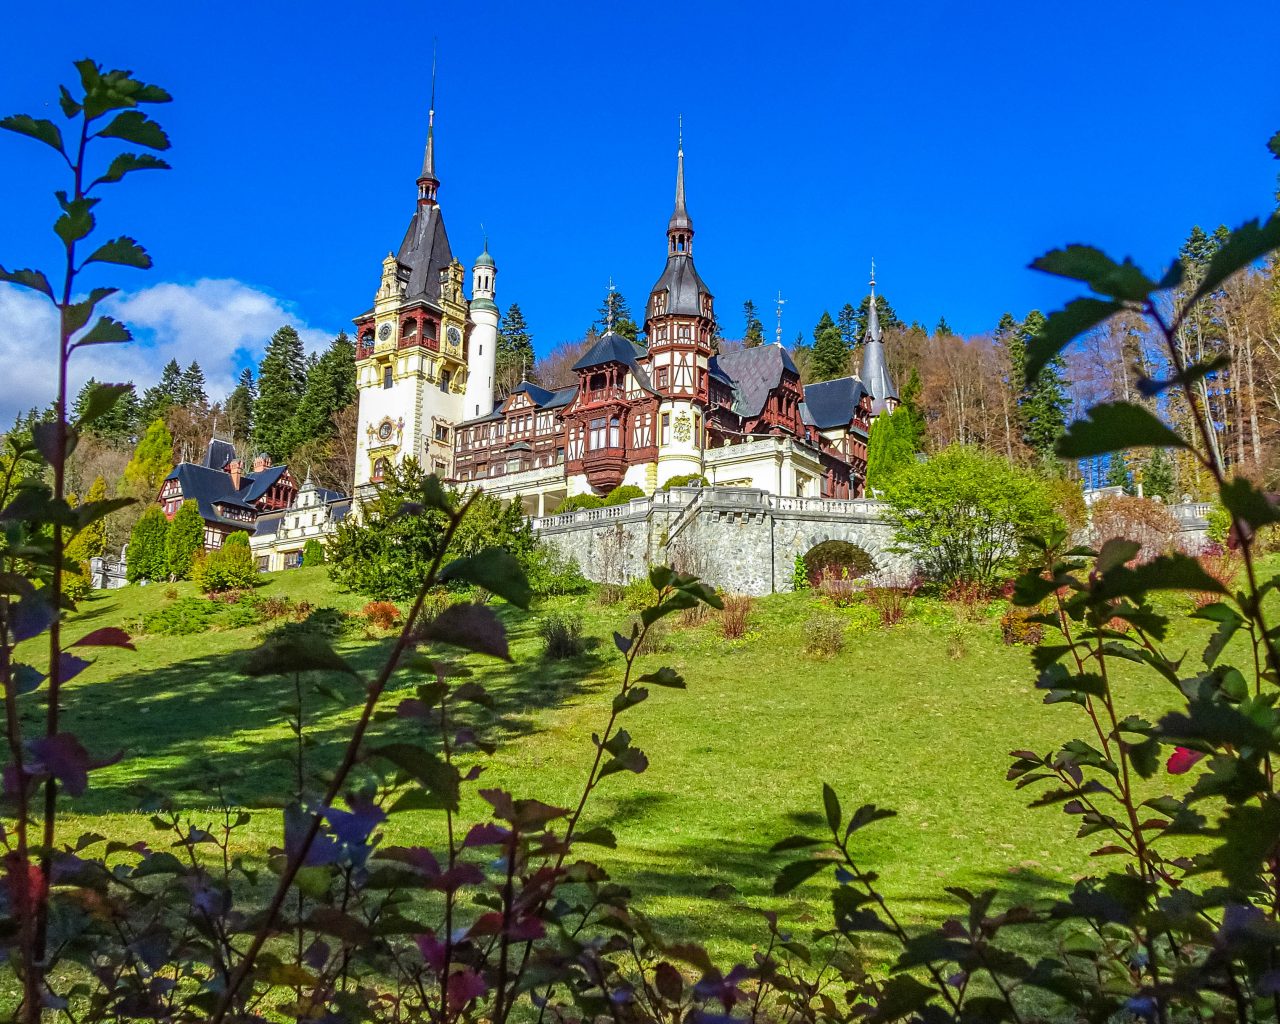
[351, 92, 492, 495]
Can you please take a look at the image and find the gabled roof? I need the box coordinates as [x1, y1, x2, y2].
[239, 464, 289, 503]
[801, 376, 868, 430]
[713, 345, 800, 418]
[507, 382, 556, 407]
[163, 462, 292, 527]
[202, 437, 236, 471]
[571, 332, 656, 394]
[396, 203, 453, 304]
[542, 386, 577, 410]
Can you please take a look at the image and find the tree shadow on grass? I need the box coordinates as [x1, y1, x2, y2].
[56, 603, 612, 814]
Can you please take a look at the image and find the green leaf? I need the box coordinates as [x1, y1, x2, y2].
[867, 974, 938, 1023]
[1025, 298, 1124, 384]
[770, 834, 824, 852]
[1057, 402, 1187, 459]
[649, 565, 675, 591]
[773, 858, 832, 895]
[96, 110, 170, 150]
[822, 783, 842, 835]
[58, 86, 81, 119]
[1126, 737, 1161, 780]
[74, 383, 132, 428]
[420, 603, 510, 660]
[0, 266, 53, 298]
[1270, 130, 1280, 160]
[612, 686, 648, 715]
[1185, 215, 1280, 310]
[438, 549, 531, 608]
[1031, 245, 1157, 303]
[63, 288, 117, 335]
[846, 803, 896, 837]
[54, 198, 96, 247]
[89, 152, 170, 189]
[575, 826, 617, 848]
[370, 743, 460, 811]
[1096, 553, 1226, 600]
[243, 635, 356, 676]
[83, 235, 151, 270]
[76, 497, 133, 529]
[0, 114, 65, 156]
[73, 316, 131, 348]
[599, 746, 648, 779]
[1095, 538, 1140, 573]
[1219, 477, 1280, 531]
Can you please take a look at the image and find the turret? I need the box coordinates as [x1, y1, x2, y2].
[859, 262, 899, 417]
[464, 240, 498, 420]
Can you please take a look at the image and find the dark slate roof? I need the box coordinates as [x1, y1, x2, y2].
[396, 202, 453, 304]
[860, 288, 899, 415]
[252, 510, 285, 538]
[542, 386, 577, 410]
[329, 498, 353, 523]
[648, 254, 712, 317]
[713, 345, 800, 418]
[573, 331, 647, 371]
[239, 464, 289, 504]
[165, 463, 270, 527]
[202, 437, 236, 471]
[802, 376, 868, 430]
[510, 382, 555, 406]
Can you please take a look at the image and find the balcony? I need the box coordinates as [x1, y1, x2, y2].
[581, 448, 626, 492]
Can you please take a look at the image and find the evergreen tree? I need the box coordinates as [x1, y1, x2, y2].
[253, 324, 307, 461]
[865, 406, 918, 491]
[496, 304, 536, 396]
[165, 499, 205, 580]
[285, 332, 356, 457]
[898, 366, 928, 451]
[1105, 453, 1133, 493]
[73, 379, 139, 443]
[1143, 448, 1176, 502]
[743, 300, 765, 347]
[176, 361, 208, 408]
[838, 303, 859, 349]
[127, 506, 170, 582]
[122, 418, 174, 497]
[138, 359, 183, 425]
[935, 316, 954, 336]
[595, 289, 639, 342]
[1018, 310, 1069, 463]
[851, 293, 901, 338]
[809, 311, 849, 382]
[224, 368, 256, 446]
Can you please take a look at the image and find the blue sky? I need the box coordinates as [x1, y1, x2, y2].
[1, 1, 1278, 418]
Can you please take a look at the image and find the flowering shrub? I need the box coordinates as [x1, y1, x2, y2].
[361, 600, 401, 630]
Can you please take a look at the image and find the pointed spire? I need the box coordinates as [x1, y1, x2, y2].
[606, 277, 617, 334]
[866, 259, 882, 343]
[667, 115, 693, 249]
[417, 43, 440, 206]
[860, 259, 897, 414]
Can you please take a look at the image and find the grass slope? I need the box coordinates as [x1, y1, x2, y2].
[40, 567, 1209, 962]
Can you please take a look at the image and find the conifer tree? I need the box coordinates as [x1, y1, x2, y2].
[595, 289, 639, 342]
[809, 311, 849, 382]
[935, 316, 954, 336]
[224, 368, 256, 446]
[285, 332, 356, 457]
[496, 304, 535, 396]
[743, 300, 765, 347]
[898, 366, 927, 451]
[1143, 448, 1176, 501]
[165, 499, 205, 580]
[851, 293, 901, 338]
[127, 506, 170, 582]
[138, 359, 183, 425]
[253, 324, 307, 461]
[865, 406, 918, 491]
[176, 361, 208, 408]
[1018, 309, 1069, 463]
[837, 303, 859, 349]
[73, 379, 139, 444]
[122, 417, 174, 497]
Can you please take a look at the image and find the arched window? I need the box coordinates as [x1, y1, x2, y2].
[372, 457, 388, 483]
[402, 319, 418, 345]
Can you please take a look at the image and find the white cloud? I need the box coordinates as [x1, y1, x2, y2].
[0, 279, 336, 425]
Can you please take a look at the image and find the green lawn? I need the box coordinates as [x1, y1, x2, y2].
[32, 566, 1218, 963]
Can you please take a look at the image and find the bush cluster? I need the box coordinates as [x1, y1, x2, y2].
[192, 533, 258, 594]
[804, 612, 846, 657]
[540, 612, 585, 659]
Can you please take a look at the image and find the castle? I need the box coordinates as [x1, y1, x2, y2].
[351, 107, 899, 516]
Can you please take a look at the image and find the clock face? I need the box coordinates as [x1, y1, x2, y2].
[378, 322, 393, 341]
[446, 325, 462, 346]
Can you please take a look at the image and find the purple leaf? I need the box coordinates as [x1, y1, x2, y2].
[414, 931, 447, 973]
[421, 604, 510, 661]
[29, 733, 121, 797]
[74, 626, 134, 650]
[446, 967, 487, 1011]
[11, 597, 55, 642]
[13, 665, 46, 694]
[463, 823, 509, 848]
[55, 652, 92, 684]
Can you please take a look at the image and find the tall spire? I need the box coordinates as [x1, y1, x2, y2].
[860, 259, 897, 413]
[667, 115, 693, 254]
[417, 43, 440, 206]
[866, 259, 882, 343]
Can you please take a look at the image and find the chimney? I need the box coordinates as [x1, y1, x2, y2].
[228, 459, 243, 490]
[252, 454, 271, 473]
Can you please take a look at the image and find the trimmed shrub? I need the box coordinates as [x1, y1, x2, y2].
[540, 613, 585, 660]
[192, 532, 258, 594]
[143, 597, 220, 637]
[522, 544, 590, 596]
[804, 613, 846, 657]
[661, 473, 708, 490]
[719, 594, 753, 640]
[302, 538, 326, 566]
[361, 601, 401, 630]
[804, 541, 876, 584]
[603, 484, 645, 506]
[128, 506, 170, 583]
[1090, 495, 1179, 564]
[553, 494, 605, 514]
[165, 500, 205, 581]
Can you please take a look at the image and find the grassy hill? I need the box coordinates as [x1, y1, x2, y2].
[41, 565, 1206, 962]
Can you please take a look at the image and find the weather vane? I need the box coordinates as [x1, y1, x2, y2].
[775, 290, 787, 346]
[606, 276, 617, 332]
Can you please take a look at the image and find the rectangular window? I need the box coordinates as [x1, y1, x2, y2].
[694, 414, 702, 448]
[661, 413, 671, 446]
[589, 417, 606, 450]
[439, 369, 451, 393]
[657, 366, 669, 389]
[609, 417, 620, 448]
[383, 366, 393, 389]
[434, 424, 449, 442]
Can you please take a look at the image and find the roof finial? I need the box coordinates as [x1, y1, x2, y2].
[866, 259, 882, 343]
[678, 113, 683, 154]
[869, 258, 876, 291]
[667, 115, 692, 242]
[775, 290, 787, 347]
[606, 277, 617, 333]
[418, 41, 439, 202]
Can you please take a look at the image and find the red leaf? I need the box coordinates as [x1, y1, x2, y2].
[1167, 747, 1206, 775]
[446, 968, 487, 1011]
